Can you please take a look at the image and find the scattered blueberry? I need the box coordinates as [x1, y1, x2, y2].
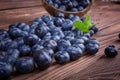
[105, 45, 118, 57]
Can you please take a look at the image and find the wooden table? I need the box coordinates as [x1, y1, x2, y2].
[0, 0, 120, 80]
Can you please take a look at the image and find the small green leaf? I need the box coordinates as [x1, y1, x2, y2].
[84, 14, 92, 27]
[73, 21, 89, 33]
[73, 14, 99, 33]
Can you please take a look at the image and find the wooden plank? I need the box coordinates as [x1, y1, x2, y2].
[0, 0, 42, 11]
[0, 6, 48, 29]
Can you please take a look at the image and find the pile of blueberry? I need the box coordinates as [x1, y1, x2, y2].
[0, 12, 100, 79]
[45, 0, 91, 12]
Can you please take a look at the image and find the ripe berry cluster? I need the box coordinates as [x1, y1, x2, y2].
[45, 0, 91, 12]
[0, 12, 99, 79]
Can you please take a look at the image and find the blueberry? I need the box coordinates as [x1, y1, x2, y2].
[24, 34, 39, 46]
[105, 45, 118, 57]
[8, 28, 22, 39]
[6, 49, 20, 59]
[53, 3, 59, 8]
[54, 18, 63, 26]
[71, 8, 78, 12]
[0, 40, 5, 51]
[77, 6, 84, 11]
[29, 22, 39, 29]
[48, 25, 56, 30]
[67, 46, 82, 61]
[67, 1, 73, 9]
[43, 32, 52, 40]
[87, 38, 100, 45]
[33, 49, 52, 70]
[21, 25, 30, 32]
[61, 19, 73, 31]
[0, 62, 13, 79]
[43, 40, 57, 51]
[57, 39, 71, 51]
[83, 33, 90, 38]
[86, 43, 99, 55]
[3, 38, 12, 45]
[68, 14, 75, 20]
[90, 30, 95, 36]
[80, 0, 91, 8]
[14, 37, 24, 46]
[3, 56, 17, 66]
[0, 29, 9, 40]
[20, 31, 29, 37]
[61, 0, 69, 4]
[59, 5, 66, 11]
[53, 0, 61, 5]
[72, 0, 79, 7]
[0, 52, 4, 61]
[72, 16, 81, 22]
[32, 44, 44, 53]
[55, 12, 64, 18]
[64, 31, 74, 41]
[71, 38, 85, 44]
[5, 41, 18, 50]
[34, 18, 43, 23]
[41, 15, 52, 23]
[16, 22, 26, 29]
[43, 48, 54, 58]
[80, 36, 89, 43]
[46, 20, 54, 26]
[15, 57, 35, 74]
[19, 45, 31, 56]
[52, 30, 64, 38]
[35, 25, 48, 38]
[72, 29, 83, 37]
[90, 26, 98, 33]
[17, 23, 30, 32]
[55, 51, 70, 64]
[73, 44, 85, 52]
[51, 35, 60, 42]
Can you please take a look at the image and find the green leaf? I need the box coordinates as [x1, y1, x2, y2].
[73, 21, 89, 33]
[84, 14, 92, 27]
[73, 14, 99, 33]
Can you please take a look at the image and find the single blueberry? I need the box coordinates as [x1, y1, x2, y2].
[15, 57, 35, 74]
[55, 51, 70, 64]
[0, 62, 13, 79]
[19, 44, 31, 56]
[33, 50, 52, 70]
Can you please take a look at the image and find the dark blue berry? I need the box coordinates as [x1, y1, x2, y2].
[67, 46, 83, 61]
[55, 51, 70, 64]
[19, 45, 31, 56]
[15, 57, 35, 74]
[33, 49, 52, 70]
[0, 62, 13, 79]
[57, 39, 71, 51]
[105, 45, 118, 57]
[86, 43, 99, 55]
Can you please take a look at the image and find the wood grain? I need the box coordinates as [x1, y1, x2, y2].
[0, 0, 119, 80]
[0, 0, 42, 11]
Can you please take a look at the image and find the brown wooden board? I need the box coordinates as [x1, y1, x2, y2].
[0, 0, 120, 80]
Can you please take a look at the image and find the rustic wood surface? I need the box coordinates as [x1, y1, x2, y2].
[0, 0, 120, 80]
